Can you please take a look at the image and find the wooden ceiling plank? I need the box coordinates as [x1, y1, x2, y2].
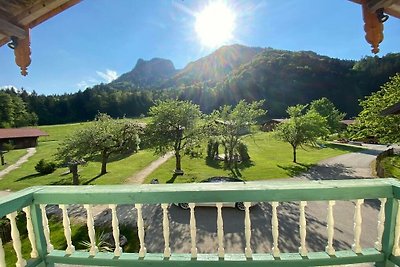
[0, 18, 27, 39]
[367, 0, 395, 11]
[27, 0, 82, 28]
[17, 0, 72, 25]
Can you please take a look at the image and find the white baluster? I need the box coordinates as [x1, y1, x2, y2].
[299, 201, 308, 256]
[0, 238, 6, 267]
[244, 202, 252, 259]
[216, 203, 225, 258]
[59, 205, 75, 254]
[375, 198, 387, 251]
[40, 204, 53, 252]
[352, 199, 364, 253]
[325, 200, 336, 255]
[7, 212, 27, 267]
[392, 200, 400, 256]
[189, 203, 197, 258]
[84, 205, 98, 256]
[23, 206, 38, 258]
[135, 203, 146, 258]
[109, 204, 122, 257]
[161, 204, 171, 258]
[271, 201, 280, 257]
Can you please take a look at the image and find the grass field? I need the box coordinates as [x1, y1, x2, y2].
[0, 149, 27, 172]
[382, 155, 400, 178]
[145, 132, 364, 183]
[0, 119, 158, 191]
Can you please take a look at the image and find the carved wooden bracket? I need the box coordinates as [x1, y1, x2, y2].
[362, 0, 384, 54]
[13, 28, 31, 76]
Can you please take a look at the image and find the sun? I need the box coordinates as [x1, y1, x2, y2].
[195, 1, 236, 48]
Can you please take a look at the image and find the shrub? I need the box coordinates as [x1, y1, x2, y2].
[237, 142, 250, 161]
[35, 159, 57, 174]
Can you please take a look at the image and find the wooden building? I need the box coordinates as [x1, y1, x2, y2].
[261, 119, 287, 132]
[0, 128, 48, 149]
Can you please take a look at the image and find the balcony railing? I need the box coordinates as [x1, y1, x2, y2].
[1, 178, 400, 266]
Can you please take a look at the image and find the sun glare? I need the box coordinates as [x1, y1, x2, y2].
[195, 2, 236, 48]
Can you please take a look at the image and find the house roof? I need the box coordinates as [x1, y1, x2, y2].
[0, 128, 48, 139]
[0, 0, 81, 47]
[340, 119, 355, 125]
[381, 102, 400, 115]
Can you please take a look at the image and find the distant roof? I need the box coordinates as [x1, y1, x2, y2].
[0, 128, 48, 139]
[381, 102, 400, 115]
[340, 119, 355, 125]
[266, 119, 287, 123]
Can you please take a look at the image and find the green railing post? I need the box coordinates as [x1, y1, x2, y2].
[376, 197, 398, 267]
[30, 204, 54, 267]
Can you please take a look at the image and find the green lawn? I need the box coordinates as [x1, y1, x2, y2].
[382, 155, 400, 178]
[0, 118, 157, 191]
[145, 132, 364, 183]
[0, 149, 27, 171]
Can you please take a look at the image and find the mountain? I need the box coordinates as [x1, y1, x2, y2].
[173, 49, 400, 117]
[112, 58, 177, 89]
[163, 44, 263, 87]
[110, 44, 400, 118]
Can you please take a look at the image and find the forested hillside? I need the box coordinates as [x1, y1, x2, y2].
[1, 45, 400, 126]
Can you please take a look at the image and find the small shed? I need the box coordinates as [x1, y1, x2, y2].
[261, 119, 287, 132]
[381, 102, 400, 115]
[0, 128, 48, 149]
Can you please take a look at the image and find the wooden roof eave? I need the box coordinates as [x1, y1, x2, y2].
[0, 0, 82, 75]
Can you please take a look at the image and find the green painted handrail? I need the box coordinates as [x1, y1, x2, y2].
[0, 178, 399, 267]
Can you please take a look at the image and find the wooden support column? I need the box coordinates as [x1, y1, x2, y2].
[361, 0, 384, 54]
[14, 28, 31, 76]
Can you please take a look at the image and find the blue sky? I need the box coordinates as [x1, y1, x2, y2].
[0, 0, 399, 95]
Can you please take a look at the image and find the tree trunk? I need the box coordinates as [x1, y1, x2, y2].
[69, 164, 79, 185]
[0, 152, 4, 165]
[292, 145, 297, 163]
[101, 151, 108, 175]
[174, 150, 183, 174]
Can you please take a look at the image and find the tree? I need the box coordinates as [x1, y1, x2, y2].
[309, 97, 346, 134]
[274, 104, 328, 163]
[211, 100, 266, 167]
[146, 99, 203, 174]
[55, 113, 141, 179]
[350, 74, 400, 144]
[55, 135, 87, 185]
[0, 90, 38, 128]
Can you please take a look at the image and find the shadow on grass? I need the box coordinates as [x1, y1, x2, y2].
[90, 151, 133, 164]
[166, 173, 180, 184]
[277, 162, 313, 177]
[50, 176, 73, 185]
[228, 160, 255, 178]
[82, 173, 105, 185]
[325, 143, 365, 153]
[205, 157, 224, 169]
[16, 173, 44, 181]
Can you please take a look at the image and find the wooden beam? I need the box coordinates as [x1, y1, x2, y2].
[28, 0, 82, 29]
[0, 18, 27, 39]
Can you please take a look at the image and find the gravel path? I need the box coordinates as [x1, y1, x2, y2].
[125, 151, 174, 184]
[0, 147, 36, 179]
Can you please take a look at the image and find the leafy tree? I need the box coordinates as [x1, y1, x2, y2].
[55, 113, 141, 179]
[55, 136, 87, 185]
[145, 99, 203, 174]
[211, 100, 266, 167]
[350, 74, 400, 143]
[309, 97, 346, 134]
[0, 90, 38, 128]
[274, 104, 328, 163]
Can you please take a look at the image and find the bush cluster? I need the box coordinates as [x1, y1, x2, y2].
[35, 159, 57, 174]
